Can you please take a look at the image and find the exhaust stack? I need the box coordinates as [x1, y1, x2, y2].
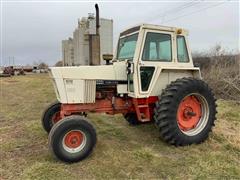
[95, 4, 100, 35]
[89, 3, 101, 65]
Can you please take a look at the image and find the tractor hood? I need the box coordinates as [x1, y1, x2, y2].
[49, 61, 127, 104]
[50, 61, 127, 81]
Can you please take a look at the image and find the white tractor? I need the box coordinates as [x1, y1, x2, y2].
[42, 6, 216, 163]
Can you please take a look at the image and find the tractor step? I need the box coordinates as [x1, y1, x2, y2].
[133, 98, 151, 122]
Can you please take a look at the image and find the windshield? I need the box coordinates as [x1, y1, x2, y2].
[117, 33, 138, 61]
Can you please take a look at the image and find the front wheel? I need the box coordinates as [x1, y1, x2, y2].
[49, 115, 97, 163]
[41, 101, 61, 133]
[154, 77, 217, 146]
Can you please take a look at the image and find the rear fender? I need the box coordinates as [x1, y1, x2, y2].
[150, 68, 201, 97]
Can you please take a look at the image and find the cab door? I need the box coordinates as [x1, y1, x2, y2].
[137, 31, 174, 95]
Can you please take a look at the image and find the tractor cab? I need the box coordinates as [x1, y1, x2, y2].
[114, 24, 198, 98]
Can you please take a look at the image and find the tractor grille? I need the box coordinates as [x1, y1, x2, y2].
[84, 80, 96, 103]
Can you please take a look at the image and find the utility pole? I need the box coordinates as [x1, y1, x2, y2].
[8, 56, 15, 66]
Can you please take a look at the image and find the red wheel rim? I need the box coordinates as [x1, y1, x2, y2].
[64, 130, 84, 148]
[177, 95, 202, 131]
[52, 112, 61, 123]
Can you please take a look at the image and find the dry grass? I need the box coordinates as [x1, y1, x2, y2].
[0, 74, 240, 179]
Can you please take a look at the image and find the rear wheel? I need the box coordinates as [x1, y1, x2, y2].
[42, 102, 61, 133]
[49, 115, 97, 163]
[154, 77, 217, 146]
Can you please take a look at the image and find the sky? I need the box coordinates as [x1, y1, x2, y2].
[1, 0, 239, 66]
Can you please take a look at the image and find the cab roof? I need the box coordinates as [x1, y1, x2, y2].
[120, 23, 189, 37]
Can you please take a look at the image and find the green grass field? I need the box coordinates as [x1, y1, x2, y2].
[0, 74, 240, 179]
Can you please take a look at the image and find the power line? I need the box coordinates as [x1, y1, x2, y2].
[164, 1, 227, 23]
[162, 1, 199, 14]
[161, 1, 201, 23]
[145, 0, 201, 23]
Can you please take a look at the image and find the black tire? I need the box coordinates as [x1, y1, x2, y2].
[154, 77, 217, 146]
[49, 115, 97, 163]
[42, 101, 61, 133]
[123, 113, 139, 125]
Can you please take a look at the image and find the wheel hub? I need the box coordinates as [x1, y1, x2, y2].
[177, 95, 202, 131]
[183, 107, 196, 119]
[64, 131, 84, 148]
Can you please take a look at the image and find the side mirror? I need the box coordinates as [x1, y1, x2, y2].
[102, 54, 113, 65]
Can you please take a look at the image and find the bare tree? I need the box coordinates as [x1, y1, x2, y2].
[193, 44, 240, 101]
[38, 62, 48, 69]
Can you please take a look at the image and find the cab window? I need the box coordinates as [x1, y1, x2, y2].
[142, 32, 172, 62]
[177, 36, 189, 62]
[140, 67, 155, 91]
[117, 33, 138, 61]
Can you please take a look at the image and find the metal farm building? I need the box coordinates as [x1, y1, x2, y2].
[62, 15, 113, 66]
